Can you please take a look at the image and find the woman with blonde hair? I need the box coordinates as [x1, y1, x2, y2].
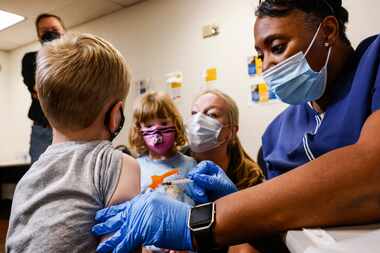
[186, 89, 264, 190]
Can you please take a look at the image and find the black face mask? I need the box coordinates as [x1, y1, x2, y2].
[41, 31, 61, 44]
[104, 106, 125, 141]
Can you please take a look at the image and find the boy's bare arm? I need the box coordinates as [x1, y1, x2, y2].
[101, 154, 141, 253]
[108, 154, 141, 205]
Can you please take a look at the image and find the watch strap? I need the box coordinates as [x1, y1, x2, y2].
[189, 202, 220, 252]
[193, 221, 215, 253]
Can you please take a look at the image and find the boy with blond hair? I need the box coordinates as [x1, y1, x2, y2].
[6, 33, 140, 252]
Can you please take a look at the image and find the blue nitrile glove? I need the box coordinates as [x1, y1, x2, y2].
[92, 191, 193, 253]
[185, 160, 238, 204]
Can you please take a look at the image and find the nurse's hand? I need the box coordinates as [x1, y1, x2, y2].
[92, 191, 193, 253]
[186, 160, 238, 204]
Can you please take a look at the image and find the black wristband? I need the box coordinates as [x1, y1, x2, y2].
[188, 202, 220, 252]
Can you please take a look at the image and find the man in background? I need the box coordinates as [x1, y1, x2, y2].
[22, 13, 66, 163]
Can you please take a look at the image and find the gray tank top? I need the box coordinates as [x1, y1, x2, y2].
[6, 140, 122, 253]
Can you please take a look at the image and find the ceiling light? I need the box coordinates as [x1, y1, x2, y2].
[0, 9, 25, 31]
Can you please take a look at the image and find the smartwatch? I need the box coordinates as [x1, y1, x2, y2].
[187, 202, 217, 252]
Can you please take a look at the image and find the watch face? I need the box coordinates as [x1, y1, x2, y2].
[190, 203, 213, 229]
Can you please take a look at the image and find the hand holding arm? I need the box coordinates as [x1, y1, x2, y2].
[92, 191, 193, 253]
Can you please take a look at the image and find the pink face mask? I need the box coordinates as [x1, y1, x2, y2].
[141, 126, 176, 156]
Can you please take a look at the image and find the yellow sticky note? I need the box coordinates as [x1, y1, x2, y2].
[205, 68, 217, 82]
[258, 83, 269, 102]
[170, 82, 182, 89]
[258, 82, 268, 93]
[255, 57, 263, 74]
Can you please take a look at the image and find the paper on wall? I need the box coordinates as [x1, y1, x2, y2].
[205, 67, 217, 82]
[248, 55, 276, 105]
[166, 72, 183, 102]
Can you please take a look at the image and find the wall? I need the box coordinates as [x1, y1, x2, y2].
[3, 0, 380, 164]
[0, 51, 9, 120]
[0, 50, 12, 163]
[345, 0, 380, 46]
[0, 51, 9, 105]
[3, 43, 38, 165]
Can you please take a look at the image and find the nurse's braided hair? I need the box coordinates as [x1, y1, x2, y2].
[256, 0, 350, 45]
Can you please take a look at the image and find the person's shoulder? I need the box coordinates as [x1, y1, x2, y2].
[267, 104, 302, 127]
[137, 154, 149, 161]
[107, 153, 140, 206]
[22, 51, 38, 62]
[355, 34, 380, 61]
[357, 35, 379, 53]
[90, 140, 140, 205]
[121, 153, 139, 175]
[93, 140, 118, 152]
[136, 154, 152, 166]
[73, 140, 122, 175]
[24, 51, 38, 57]
[176, 153, 197, 172]
[177, 152, 196, 162]
[262, 103, 306, 141]
[22, 52, 38, 71]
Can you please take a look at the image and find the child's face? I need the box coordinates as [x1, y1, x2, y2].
[140, 118, 176, 157]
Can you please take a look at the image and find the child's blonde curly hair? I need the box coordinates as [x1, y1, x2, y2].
[128, 91, 187, 156]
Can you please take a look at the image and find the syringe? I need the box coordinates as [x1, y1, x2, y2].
[161, 178, 193, 186]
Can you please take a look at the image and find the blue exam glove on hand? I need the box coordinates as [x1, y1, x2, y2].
[92, 191, 193, 253]
[185, 160, 238, 204]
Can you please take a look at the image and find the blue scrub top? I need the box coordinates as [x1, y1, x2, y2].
[262, 35, 380, 179]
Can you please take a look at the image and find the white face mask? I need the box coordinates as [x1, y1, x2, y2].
[186, 112, 223, 153]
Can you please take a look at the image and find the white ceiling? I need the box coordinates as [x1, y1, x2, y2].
[0, 0, 144, 51]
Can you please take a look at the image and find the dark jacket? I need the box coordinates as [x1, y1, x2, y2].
[22, 51, 49, 126]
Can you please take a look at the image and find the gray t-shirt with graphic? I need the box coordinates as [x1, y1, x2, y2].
[6, 140, 122, 253]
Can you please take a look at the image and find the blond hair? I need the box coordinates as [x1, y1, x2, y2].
[195, 89, 264, 189]
[36, 33, 130, 131]
[129, 91, 187, 156]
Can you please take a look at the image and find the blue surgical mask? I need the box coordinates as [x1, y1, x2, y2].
[263, 24, 332, 105]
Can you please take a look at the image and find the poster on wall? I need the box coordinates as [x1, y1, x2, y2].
[248, 55, 277, 104]
[250, 79, 277, 103]
[166, 72, 183, 102]
[247, 55, 257, 77]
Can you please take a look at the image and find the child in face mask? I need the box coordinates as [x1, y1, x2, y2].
[129, 91, 196, 205]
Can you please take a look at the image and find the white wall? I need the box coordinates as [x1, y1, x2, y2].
[4, 44, 39, 164]
[0, 51, 9, 103]
[345, 0, 380, 46]
[2, 0, 380, 164]
[0, 51, 10, 120]
[0, 50, 12, 163]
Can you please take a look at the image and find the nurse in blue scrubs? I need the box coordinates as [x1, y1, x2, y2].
[92, 1, 380, 252]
